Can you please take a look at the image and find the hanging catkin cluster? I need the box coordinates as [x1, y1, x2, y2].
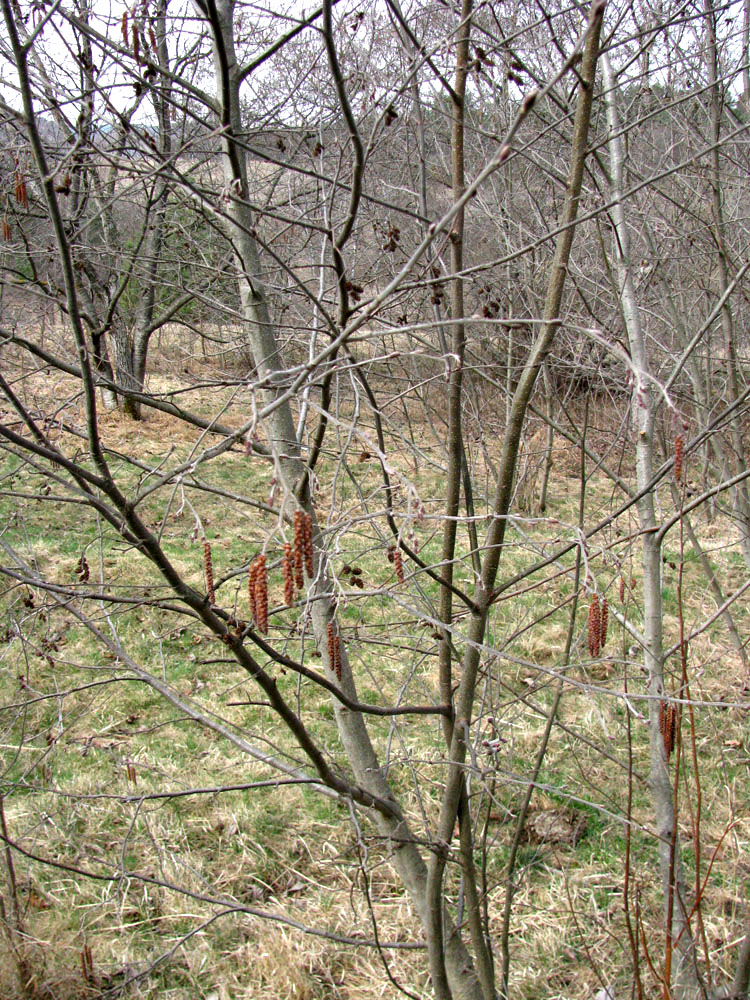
[674, 434, 684, 483]
[659, 700, 677, 758]
[587, 594, 609, 656]
[249, 554, 268, 633]
[203, 538, 215, 605]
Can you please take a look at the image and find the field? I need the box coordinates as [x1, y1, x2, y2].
[1, 354, 749, 1000]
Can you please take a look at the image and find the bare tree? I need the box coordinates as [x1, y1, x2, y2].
[1, 1, 750, 998]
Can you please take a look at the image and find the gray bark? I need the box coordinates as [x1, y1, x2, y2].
[603, 52, 702, 1000]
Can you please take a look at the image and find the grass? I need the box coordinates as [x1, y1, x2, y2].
[1, 358, 749, 999]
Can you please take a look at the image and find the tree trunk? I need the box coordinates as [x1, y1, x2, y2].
[603, 53, 702, 1000]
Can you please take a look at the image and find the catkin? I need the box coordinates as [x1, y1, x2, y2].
[659, 701, 677, 759]
[393, 548, 404, 584]
[14, 171, 28, 209]
[333, 634, 342, 680]
[254, 554, 268, 634]
[619, 575, 625, 604]
[599, 597, 609, 649]
[674, 434, 684, 483]
[327, 622, 341, 680]
[587, 596, 601, 658]
[248, 558, 258, 623]
[1, 218, 11, 242]
[282, 542, 294, 605]
[203, 538, 215, 605]
[303, 512, 314, 577]
[293, 511, 304, 590]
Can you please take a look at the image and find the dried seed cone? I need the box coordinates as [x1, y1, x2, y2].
[393, 548, 404, 584]
[76, 554, 90, 583]
[254, 555, 268, 634]
[674, 434, 684, 483]
[599, 597, 609, 649]
[203, 538, 215, 605]
[293, 511, 304, 590]
[282, 542, 295, 606]
[587, 596, 601, 658]
[303, 513, 314, 578]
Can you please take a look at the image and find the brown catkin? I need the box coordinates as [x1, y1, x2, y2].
[393, 548, 404, 584]
[303, 512, 314, 577]
[254, 555, 268, 634]
[327, 622, 336, 675]
[659, 701, 676, 758]
[203, 538, 215, 605]
[587, 596, 601, 657]
[1, 218, 11, 242]
[248, 559, 258, 624]
[667, 706, 677, 758]
[619, 575, 625, 603]
[14, 171, 27, 209]
[333, 634, 342, 680]
[674, 434, 684, 483]
[282, 542, 294, 605]
[599, 597, 609, 649]
[293, 511, 304, 590]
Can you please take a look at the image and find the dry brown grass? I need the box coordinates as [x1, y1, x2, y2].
[2, 358, 749, 999]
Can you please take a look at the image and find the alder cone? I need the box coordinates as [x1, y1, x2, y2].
[587, 596, 601, 657]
